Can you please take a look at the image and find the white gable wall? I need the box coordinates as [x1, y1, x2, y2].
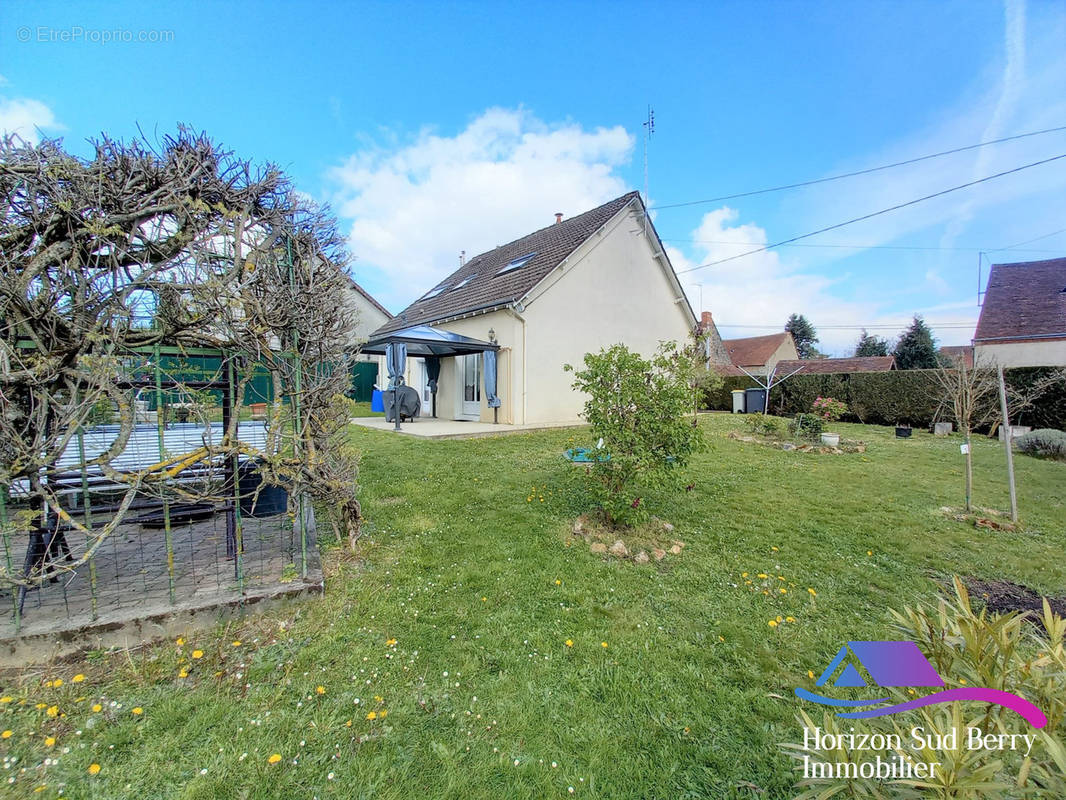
[519, 203, 695, 424]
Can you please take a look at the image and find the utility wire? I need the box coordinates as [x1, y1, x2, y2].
[676, 152, 1066, 275]
[663, 238, 1062, 253]
[651, 124, 1066, 210]
[986, 226, 1066, 253]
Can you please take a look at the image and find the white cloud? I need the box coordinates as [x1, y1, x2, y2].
[0, 96, 61, 145]
[328, 108, 634, 308]
[670, 208, 898, 355]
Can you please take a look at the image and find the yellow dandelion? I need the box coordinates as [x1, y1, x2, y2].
[46, 705, 59, 718]
[778, 588, 787, 594]
[316, 686, 326, 695]
[776, 616, 783, 622]
[768, 620, 778, 628]
[807, 670, 815, 679]
[374, 695, 383, 702]
[178, 668, 188, 678]
[741, 572, 748, 578]
[192, 650, 204, 659]
[481, 597, 487, 602]
[268, 753, 282, 764]
[777, 576, 785, 581]
[88, 763, 101, 776]
[1, 730, 11, 739]
[176, 637, 185, 646]
[757, 573, 768, 579]
[232, 640, 241, 647]
[345, 719, 352, 727]
[867, 550, 873, 556]
[786, 616, 796, 623]
[379, 709, 388, 718]
[959, 678, 967, 685]
[366, 711, 377, 720]
[35, 703, 46, 709]
[565, 639, 573, 647]
[771, 546, 779, 552]
[44, 736, 55, 747]
[131, 707, 143, 715]
[0, 697, 12, 704]
[908, 688, 916, 695]
[554, 579, 561, 585]
[72, 674, 85, 683]
[601, 642, 608, 649]
[91, 703, 102, 712]
[385, 638, 397, 646]
[807, 588, 817, 596]
[718, 635, 725, 642]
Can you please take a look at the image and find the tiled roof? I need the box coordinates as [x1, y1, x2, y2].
[939, 346, 974, 369]
[723, 332, 792, 367]
[774, 356, 896, 375]
[374, 192, 641, 334]
[975, 257, 1066, 342]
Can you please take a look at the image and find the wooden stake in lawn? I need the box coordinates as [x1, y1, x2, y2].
[997, 365, 1019, 523]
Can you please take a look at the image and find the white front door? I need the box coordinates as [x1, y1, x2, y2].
[460, 354, 481, 420]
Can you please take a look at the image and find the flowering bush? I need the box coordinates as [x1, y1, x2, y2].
[811, 396, 847, 423]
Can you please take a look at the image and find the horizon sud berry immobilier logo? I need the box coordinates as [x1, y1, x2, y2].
[792, 640, 1048, 782]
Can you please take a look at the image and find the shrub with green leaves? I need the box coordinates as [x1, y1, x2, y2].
[782, 578, 1066, 799]
[788, 412, 824, 441]
[565, 342, 704, 526]
[743, 412, 782, 437]
[1015, 428, 1066, 461]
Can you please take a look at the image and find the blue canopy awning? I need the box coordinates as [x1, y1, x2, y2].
[361, 325, 500, 357]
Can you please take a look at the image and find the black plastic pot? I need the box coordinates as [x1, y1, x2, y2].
[895, 426, 912, 439]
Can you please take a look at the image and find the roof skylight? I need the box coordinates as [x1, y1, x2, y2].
[420, 284, 448, 300]
[452, 273, 477, 290]
[496, 252, 536, 275]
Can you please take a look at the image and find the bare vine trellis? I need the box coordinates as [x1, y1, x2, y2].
[0, 129, 361, 635]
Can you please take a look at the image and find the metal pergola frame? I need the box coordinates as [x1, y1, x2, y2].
[360, 325, 501, 430]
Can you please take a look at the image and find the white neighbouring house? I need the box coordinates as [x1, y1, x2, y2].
[339, 276, 393, 399]
[973, 257, 1066, 367]
[366, 191, 718, 425]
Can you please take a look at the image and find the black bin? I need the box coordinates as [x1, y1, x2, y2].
[744, 388, 767, 414]
[237, 460, 288, 517]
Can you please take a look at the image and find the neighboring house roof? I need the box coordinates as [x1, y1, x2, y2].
[974, 257, 1066, 343]
[939, 345, 974, 369]
[774, 356, 896, 375]
[723, 332, 793, 367]
[346, 274, 393, 319]
[373, 192, 643, 335]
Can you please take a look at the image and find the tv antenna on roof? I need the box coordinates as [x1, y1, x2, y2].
[642, 106, 655, 207]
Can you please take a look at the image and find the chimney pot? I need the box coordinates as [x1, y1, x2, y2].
[554, 212, 563, 224]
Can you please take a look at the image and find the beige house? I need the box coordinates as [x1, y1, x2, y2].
[365, 192, 701, 425]
[722, 332, 798, 376]
[973, 257, 1066, 367]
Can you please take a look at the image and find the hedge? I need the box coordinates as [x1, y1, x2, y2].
[702, 367, 1066, 430]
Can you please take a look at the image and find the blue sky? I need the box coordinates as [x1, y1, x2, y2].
[3, 0, 1065, 353]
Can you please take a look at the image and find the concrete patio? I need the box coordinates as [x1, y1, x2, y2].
[349, 416, 585, 439]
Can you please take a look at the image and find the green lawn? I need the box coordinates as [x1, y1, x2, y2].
[1, 415, 1063, 799]
[349, 400, 383, 417]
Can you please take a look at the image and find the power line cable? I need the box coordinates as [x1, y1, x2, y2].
[986, 226, 1066, 253]
[676, 152, 1066, 275]
[651, 124, 1066, 210]
[663, 238, 1062, 253]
